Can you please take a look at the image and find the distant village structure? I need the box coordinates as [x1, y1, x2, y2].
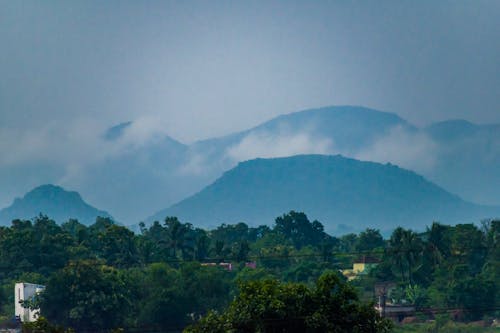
[374, 282, 416, 322]
[200, 261, 257, 271]
[342, 255, 380, 281]
[14, 283, 45, 322]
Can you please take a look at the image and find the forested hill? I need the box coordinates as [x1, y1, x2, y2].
[0, 184, 112, 226]
[149, 155, 500, 233]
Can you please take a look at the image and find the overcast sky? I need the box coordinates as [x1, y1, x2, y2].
[1, 0, 499, 144]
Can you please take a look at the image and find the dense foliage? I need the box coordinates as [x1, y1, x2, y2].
[0, 212, 498, 332]
[185, 272, 392, 333]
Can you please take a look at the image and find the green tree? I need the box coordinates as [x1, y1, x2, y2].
[39, 260, 130, 331]
[22, 316, 74, 333]
[232, 240, 250, 262]
[355, 228, 385, 252]
[210, 240, 230, 262]
[164, 217, 194, 259]
[274, 211, 329, 250]
[338, 233, 358, 253]
[450, 224, 487, 274]
[482, 220, 499, 307]
[186, 271, 392, 333]
[388, 227, 422, 284]
[179, 262, 232, 318]
[193, 229, 210, 261]
[134, 262, 190, 331]
[98, 224, 139, 268]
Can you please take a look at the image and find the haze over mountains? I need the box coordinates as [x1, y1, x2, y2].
[0, 106, 498, 227]
[424, 120, 500, 205]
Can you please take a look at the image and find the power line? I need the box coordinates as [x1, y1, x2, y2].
[122, 244, 494, 264]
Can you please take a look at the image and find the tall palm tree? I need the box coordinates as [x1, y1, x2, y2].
[209, 240, 230, 262]
[389, 227, 407, 282]
[163, 217, 193, 259]
[401, 229, 422, 285]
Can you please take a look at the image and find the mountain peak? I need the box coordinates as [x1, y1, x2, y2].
[0, 184, 112, 226]
[288, 105, 406, 120]
[26, 183, 80, 196]
[104, 121, 133, 141]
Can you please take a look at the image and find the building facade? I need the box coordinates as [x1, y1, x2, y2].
[14, 282, 45, 322]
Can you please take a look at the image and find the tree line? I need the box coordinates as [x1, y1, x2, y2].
[0, 212, 498, 332]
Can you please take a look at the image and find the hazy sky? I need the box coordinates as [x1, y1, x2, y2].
[1, 0, 499, 144]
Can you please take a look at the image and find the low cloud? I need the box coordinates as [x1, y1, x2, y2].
[0, 115, 177, 188]
[116, 116, 175, 148]
[0, 119, 104, 168]
[178, 151, 210, 176]
[226, 131, 335, 162]
[355, 126, 438, 172]
[178, 128, 336, 178]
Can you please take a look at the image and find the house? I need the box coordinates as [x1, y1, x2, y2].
[200, 261, 256, 271]
[374, 282, 416, 322]
[376, 304, 416, 322]
[342, 255, 380, 280]
[201, 262, 233, 271]
[14, 283, 45, 322]
[245, 261, 257, 269]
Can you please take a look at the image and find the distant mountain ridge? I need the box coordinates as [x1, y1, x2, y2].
[193, 105, 414, 151]
[104, 121, 133, 141]
[0, 105, 498, 225]
[187, 106, 415, 175]
[148, 155, 499, 233]
[0, 184, 112, 226]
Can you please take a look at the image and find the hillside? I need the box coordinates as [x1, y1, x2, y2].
[0, 184, 112, 226]
[148, 155, 499, 233]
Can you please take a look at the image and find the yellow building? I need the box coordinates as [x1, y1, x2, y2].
[342, 256, 380, 281]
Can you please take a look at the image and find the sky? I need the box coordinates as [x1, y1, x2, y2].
[0, 1, 499, 214]
[1, 0, 499, 144]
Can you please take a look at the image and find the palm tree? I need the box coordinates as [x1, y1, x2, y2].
[401, 229, 422, 285]
[389, 227, 423, 284]
[194, 232, 210, 261]
[163, 217, 193, 259]
[425, 222, 450, 267]
[389, 227, 407, 282]
[209, 240, 230, 262]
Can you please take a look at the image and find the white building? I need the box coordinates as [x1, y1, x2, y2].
[14, 282, 45, 322]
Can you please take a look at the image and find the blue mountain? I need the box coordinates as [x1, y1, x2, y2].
[0, 184, 112, 226]
[148, 155, 499, 233]
[2, 106, 498, 226]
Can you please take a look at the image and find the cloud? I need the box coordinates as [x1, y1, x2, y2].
[355, 126, 438, 172]
[226, 131, 335, 162]
[0, 114, 178, 189]
[0, 119, 103, 168]
[116, 116, 174, 148]
[177, 151, 209, 176]
[178, 125, 337, 178]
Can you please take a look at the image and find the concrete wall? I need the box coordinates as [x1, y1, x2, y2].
[14, 283, 45, 322]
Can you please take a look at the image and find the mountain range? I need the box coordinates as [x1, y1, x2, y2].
[0, 106, 498, 226]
